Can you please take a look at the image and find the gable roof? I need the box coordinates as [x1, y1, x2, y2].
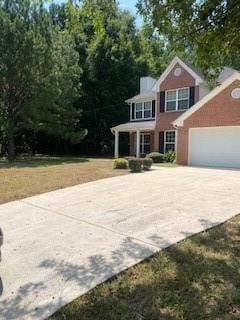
[182, 59, 205, 80]
[173, 72, 240, 127]
[152, 56, 205, 92]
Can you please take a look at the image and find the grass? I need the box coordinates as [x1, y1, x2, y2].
[49, 215, 240, 320]
[154, 162, 179, 168]
[0, 156, 129, 204]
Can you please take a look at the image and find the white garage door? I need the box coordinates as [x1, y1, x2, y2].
[189, 127, 240, 168]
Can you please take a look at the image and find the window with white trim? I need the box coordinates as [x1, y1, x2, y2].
[144, 101, 152, 118]
[135, 133, 151, 154]
[134, 101, 153, 120]
[136, 103, 143, 119]
[141, 134, 151, 154]
[165, 87, 189, 112]
[164, 130, 176, 152]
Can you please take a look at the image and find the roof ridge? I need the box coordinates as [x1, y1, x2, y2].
[152, 56, 205, 92]
[180, 57, 205, 79]
[173, 71, 240, 127]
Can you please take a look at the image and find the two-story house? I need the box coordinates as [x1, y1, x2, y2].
[111, 56, 240, 168]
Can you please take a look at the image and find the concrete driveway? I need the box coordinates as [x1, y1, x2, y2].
[0, 166, 240, 320]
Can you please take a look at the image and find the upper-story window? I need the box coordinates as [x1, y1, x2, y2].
[143, 101, 152, 118]
[136, 103, 143, 119]
[165, 87, 189, 112]
[134, 101, 154, 120]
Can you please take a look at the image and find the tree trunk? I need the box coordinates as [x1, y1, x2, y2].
[7, 134, 16, 161]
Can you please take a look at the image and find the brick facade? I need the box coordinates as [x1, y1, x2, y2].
[129, 62, 202, 155]
[160, 63, 196, 91]
[154, 63, 199, 152]
[116, 57, 240, 165]
[177, 80, 240, 165]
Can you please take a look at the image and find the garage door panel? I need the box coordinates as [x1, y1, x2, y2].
[189, 127, 240, 168]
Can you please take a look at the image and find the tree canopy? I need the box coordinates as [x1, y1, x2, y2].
[53, 0, 167, 155]
[4, 0, 235, 158]
[137, 0, 240, 74]
[0, 0, 86, 160]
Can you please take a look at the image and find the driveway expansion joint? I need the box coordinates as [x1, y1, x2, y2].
[20, 199, 160, 250]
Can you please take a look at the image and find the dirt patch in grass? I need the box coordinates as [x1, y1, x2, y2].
[0, 156, 128, 204]
[49, 214, 240, 320]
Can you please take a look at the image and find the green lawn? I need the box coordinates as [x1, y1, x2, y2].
[49, 215, 240, 320]
[0, 156, 128, 204]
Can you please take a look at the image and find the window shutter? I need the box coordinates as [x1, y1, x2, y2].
[152, 100, 155, 118]
[159, 131, 164, 153]
[131, 103, 135, 120]
[160, 91, 165, 112]
[189, 87, 195, 107]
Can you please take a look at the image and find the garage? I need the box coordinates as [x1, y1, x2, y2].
[173, 72, 240, 167]
[189, 127, 240, 168]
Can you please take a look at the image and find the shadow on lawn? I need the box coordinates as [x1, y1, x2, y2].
[1, 217, 240, 320]
[48, 217, 240, 320]
[0, 156, 89, 169]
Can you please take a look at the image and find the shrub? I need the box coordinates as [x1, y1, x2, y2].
[163, 150, 176, 163]
[128, 158, 142, 173]
[142, 158, 153, 170]
[114, 158, 128, 169]
[146, 152, 164, 163]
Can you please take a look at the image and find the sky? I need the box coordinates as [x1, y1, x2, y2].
[117, 0, 143, 27]
[55, 0, 143, 27]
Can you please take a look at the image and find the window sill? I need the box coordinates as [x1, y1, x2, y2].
[164, 108, 189, 113]
[130, 118, 155, 122]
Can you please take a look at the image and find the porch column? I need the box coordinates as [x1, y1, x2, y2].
[114, 130, 119, 158]
[136, 130, 140, 158]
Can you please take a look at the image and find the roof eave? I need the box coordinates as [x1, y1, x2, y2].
[173, 72, 240, 127]
[125, 93, 156, 104]
[153, 56, 205, 92]
[111, 120, 156, 132]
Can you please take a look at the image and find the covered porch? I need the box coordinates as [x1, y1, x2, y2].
[111, 121, 156, 158]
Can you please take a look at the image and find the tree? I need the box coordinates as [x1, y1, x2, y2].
[65, 0, 167, 154]
[0, 0, 173, 159]
[137, 0, 240, 74]
[137, 24, 179, 78]
[0, 0, 85, 160]
[49, 2, 66, 30]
